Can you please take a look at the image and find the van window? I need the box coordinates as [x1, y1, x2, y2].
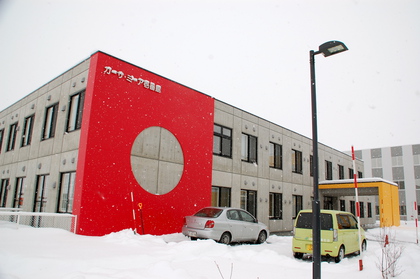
[296, 212, 333, 230]
[337, 214, 358, 229]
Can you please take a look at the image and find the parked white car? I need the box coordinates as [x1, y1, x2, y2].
[182, 207, 269, 244]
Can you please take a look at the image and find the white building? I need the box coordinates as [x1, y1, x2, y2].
[353, 144, 420, 220]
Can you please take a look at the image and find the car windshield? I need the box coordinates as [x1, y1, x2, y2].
[194, 208, 223, 218]
[296, 212, 333, 230]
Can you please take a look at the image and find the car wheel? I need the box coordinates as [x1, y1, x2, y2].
[293, 252, 304, 259]
[256, 231, 267, 244]
[335, 246, 345, 263]
[219, 232, 231, 244]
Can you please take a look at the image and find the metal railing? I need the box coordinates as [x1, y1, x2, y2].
[0, 211, 77, 233]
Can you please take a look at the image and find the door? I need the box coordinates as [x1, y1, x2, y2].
[337, 214, 359, 253]
[238, 209, 260, 241]
[226, 209, 246, 241]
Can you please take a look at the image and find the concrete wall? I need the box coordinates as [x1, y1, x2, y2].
[0, 59, 90, 212]
[212, 100, 370, 232]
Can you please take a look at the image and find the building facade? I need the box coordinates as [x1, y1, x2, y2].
[353, 144, 420, 220]
[0, 51, 372, 236]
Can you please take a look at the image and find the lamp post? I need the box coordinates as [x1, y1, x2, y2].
[310, 40, 348, 279]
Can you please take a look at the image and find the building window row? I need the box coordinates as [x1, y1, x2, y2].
[0, 172, 76, 214]
[213, 124, 362, 180]
[0, 90, 85, 154]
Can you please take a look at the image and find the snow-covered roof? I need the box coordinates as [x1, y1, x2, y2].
[320, 177, 397, 186]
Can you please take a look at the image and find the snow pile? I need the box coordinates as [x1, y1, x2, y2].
[0, 221, 419, 278]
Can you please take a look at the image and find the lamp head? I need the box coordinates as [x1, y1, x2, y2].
[318, 41, 348, 57]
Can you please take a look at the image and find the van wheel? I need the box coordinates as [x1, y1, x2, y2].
[256, 231, 267, 244]
[362, 240, 367, 251]
[335, 246, 345, 263]
[219, 232, 231, 244]
[294, 252, 304, 259]
[355, 240, 367, 255]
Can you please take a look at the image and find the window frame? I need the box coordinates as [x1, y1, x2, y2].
[13, 177, 25, 208]
[240, 189, 257, 217]
[269, 142, 282, 169]
[292, 195, 303, 219]
[21, 115, 34, 147]
[42, 103, 58, 140]
[325, 160, 333, 180]
[6, 122, 18, 151]
[241, 133, 258, 164]
[211, 186, 231, 207]
[338, 164, 345, 179]
[0, 129, 4, 153]
[292, 149, 303, 174]
[66, 90, 85, 132]
[213, 124, 232, 158]
[1, 179, 10, 207]
[269, 192, 283, 220]
[57, 172, 76, 213]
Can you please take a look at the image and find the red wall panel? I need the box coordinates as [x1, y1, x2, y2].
[73, 52, 214, 236]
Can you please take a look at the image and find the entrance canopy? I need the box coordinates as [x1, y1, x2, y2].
[319, 178, 400, 227]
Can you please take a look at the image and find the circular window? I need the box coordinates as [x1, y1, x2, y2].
[130, 127, 184, 195]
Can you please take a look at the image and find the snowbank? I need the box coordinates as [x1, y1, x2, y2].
[0, 221, 419, 278]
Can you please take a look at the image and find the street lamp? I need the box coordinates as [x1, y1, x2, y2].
[310, 40, 348, 279]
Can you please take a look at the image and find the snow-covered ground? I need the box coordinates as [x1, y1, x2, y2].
[0, 221, 419, 279]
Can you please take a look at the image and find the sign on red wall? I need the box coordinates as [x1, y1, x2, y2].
[73, 52, 214, 236]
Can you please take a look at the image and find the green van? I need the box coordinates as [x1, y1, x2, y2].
[292, 209, 367, 262]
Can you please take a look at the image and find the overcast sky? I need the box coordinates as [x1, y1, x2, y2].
[0, 0, 419, 152]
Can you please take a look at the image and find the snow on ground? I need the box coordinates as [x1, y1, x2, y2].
[0, 221, 419, 279]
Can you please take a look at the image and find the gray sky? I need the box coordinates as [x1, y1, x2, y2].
[0, 0, 419, 151]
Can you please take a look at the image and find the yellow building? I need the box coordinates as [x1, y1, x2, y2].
[320, 178, 400, 227]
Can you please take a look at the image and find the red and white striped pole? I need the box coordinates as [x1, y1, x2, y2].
[352, 146, 363, 270]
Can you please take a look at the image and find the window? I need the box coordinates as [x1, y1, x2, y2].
[349, 168, 354, 179]
[269, 142, 282, 169]
[66, 90, 85, 132]
[394, 180, 405, 189]
[325, 160, 333, 180]
[211, 186, 231, 207]
[358, 171, 363, 179]
[400, 205, 407, 216]
[359, 202, 365, 218]
[33, 175, 49, 212]
[338, 164, 344, 179]
[1, 179, 9, 207]
[6, 123, 18, 151]
[13, 177, 25, 208]
[58, 172, 76, 213]
[293, 195, 303, 219]
[323, 196, 334, 210]
[21, 115, 34, 147]
[240, 190, 257, 217]
[350, 200, 355, 215]
[0, 129, 4, 153]
[241, 133, 257, 163]
[340, 199, 346, 211]
[368, 202, 372, 218]
[42, 104, 58, 140]
[371, 158, 382, 168]
[269, 193, 282, 219]
[213, 124, 232, 158]
[310, 155, 313, 177]
[292, 149, 303, 174]
[337, 214, 358, 229]
[296, 212, 333, 230]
